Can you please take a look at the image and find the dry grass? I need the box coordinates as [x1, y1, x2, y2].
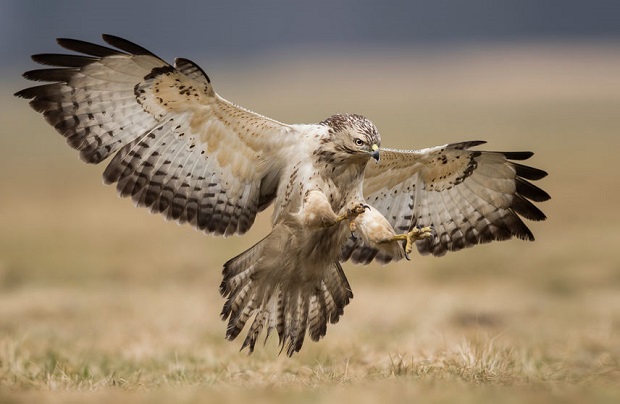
[1, 42, 620, 403]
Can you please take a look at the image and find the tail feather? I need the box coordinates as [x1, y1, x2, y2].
[219, 238, 265, 295]
[285, 293, 309, 356]
[321, 280, 339, 323]
[220, 227, 353, 356]
[275, 288, 286, 346]
[325, 262, 352, 319]
[309, 293, 329, 341]
[241, 308, 268, 351]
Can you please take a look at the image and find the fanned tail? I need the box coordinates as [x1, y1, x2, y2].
[220, 225, 353, 356]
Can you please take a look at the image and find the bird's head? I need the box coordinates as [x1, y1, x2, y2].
[319, 113, 381, 164]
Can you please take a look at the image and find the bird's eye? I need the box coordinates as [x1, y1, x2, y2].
[354, 138, 364, 146]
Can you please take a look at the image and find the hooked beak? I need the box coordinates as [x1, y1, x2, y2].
[370, 144, 380, 162]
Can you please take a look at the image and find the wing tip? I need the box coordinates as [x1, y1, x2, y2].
[503, 151, 534, 160]
[13, 88, 30, 98]
[56, 36, 125, 57]
[56, 37, 81, 49]
[101, 34, 160, 58]
[449, 140, 487, 150]
[513, 162, 549, 181]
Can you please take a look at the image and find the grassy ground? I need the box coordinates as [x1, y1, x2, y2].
[1, 42, 619, 403]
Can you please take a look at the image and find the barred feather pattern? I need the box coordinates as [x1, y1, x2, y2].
[341, 141, 550, 263]
[15, 34, 294, 236]
[220, 225, 353, 356]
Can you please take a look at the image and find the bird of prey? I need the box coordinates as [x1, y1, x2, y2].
[16, 35, 550, 356]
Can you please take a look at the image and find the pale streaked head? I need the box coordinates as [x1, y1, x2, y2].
[320, 113, 381, 163]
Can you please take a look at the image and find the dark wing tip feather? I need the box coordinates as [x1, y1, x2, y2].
[516, 177, 551, 202]
[512, 194, 547, 221]
[515, 227, 535, 241]
[449, 140, 487, 149]
[14, 87, 35, 98]
[101, 34, 162, 59]
[31, 53, 97, 67]
[56, 37, 125, 57]
[22, 67, 78, 82]
[502, 151, 534, 160]
[513, 162, 548, 181]
[506, 213, 536, 241]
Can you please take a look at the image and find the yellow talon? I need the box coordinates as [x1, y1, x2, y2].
[335, 203, 368, 224]
[405, 226, 434, 254]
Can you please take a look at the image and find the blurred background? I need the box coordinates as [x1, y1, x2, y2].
[0, 0, 619, 398]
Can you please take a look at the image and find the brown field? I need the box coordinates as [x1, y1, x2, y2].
[1, 42, 619, 403]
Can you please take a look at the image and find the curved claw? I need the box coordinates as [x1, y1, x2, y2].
[347, 203, 369, 217]
[334, 203, 368, 227]
[347, 203, 368, 235]
[405, 226, 434, 255]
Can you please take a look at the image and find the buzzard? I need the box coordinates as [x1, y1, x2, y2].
[16, 35, 550, 356]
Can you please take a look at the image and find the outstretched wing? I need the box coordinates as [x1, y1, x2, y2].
[15, 35, 295, 236]
[341, 141, 550, 263]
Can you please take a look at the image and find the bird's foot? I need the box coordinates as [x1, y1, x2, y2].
[404, 226, 434, 255]
[335, 203, 369, 233]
